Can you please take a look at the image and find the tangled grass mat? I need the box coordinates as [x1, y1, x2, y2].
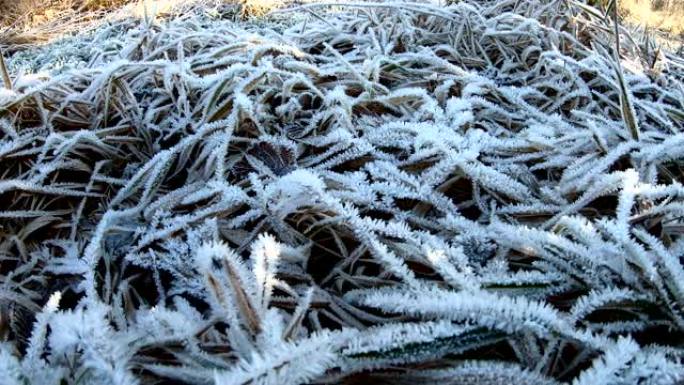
[1, 1, 684, 384]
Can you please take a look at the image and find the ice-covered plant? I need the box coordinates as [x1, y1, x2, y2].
[1, 0, 684, 384]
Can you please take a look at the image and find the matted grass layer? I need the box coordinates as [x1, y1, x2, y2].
[1, 1, 684, 384]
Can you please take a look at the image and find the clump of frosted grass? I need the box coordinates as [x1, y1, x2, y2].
[0, 1, 684, 384]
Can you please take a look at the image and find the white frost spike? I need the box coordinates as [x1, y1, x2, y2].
[572, 337, 640, 385]
[0, 345, 24, 385]
[251, 234, 282, 311]
[347, 286, 572, 338]
[44, 291, 62, 313]
[213, 331, 348, 385]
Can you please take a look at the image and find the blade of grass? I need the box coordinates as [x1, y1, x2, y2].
[0, 48, 11, 90]
[611, 0, 640, 141]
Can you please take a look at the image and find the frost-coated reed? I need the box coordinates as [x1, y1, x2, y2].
[1, 1, 684, 384]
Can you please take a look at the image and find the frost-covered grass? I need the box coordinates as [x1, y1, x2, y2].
[1, 1, 684, 384]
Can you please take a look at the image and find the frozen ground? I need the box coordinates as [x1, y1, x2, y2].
[1, 1, 684, 384]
